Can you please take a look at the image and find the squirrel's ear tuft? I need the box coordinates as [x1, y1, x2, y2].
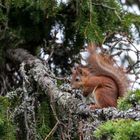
[86, 42, 96, 53]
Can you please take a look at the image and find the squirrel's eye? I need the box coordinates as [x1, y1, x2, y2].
[76, 77, 80, 81]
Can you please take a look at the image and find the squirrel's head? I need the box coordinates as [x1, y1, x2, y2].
[71, 67, 82, 89]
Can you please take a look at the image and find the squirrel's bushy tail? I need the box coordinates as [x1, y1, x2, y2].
[85, 43, 129, 97]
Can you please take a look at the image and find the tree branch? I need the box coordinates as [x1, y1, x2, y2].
[7, 48, 140, 139]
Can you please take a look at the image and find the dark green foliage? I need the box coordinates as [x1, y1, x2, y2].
[0, 0, 57, 61]
[0, 0, 140, 69]
[94, 119, 140, 140]
[36, 97, 56, 140]
[8, 0, 56, 46]
[0, 96, 16, 140]
[73, 0, 137, 43]
[118, 89, 140, 110]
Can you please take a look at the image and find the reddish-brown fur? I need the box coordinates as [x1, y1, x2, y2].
[71, 43, 128, 109]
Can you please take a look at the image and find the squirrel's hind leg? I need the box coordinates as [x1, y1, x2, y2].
[90, 88, 117, 109]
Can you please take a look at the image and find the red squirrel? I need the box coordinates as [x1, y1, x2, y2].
[71, 43, 128, 109]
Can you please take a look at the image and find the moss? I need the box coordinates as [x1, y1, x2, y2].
[117, 90, 140, 110]
[94, 119, 140, 140]
[0, 96, 16, 140]
[36, 97, 56, 140]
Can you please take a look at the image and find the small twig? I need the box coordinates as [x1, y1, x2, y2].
[127, 38, 138, 51]
[46, 48, 54, 63]
[92, 3, 115, 10]
[131, 76, 139, 90]
[115, 47, 137, 53]
[45, 70, 70, 82]
[111, 51, 122, 57]
[44, 121, 59, 140]
[78, 121, 84, 140]
[126, 60, 140, 73]
[102, 32, 115, 45]
[0, 3, 6, 8]
[44, 88, 62, 140]
[50, 101, 60, 122]
[89, 0, 93, 23]
[114, 10, 121, 21]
